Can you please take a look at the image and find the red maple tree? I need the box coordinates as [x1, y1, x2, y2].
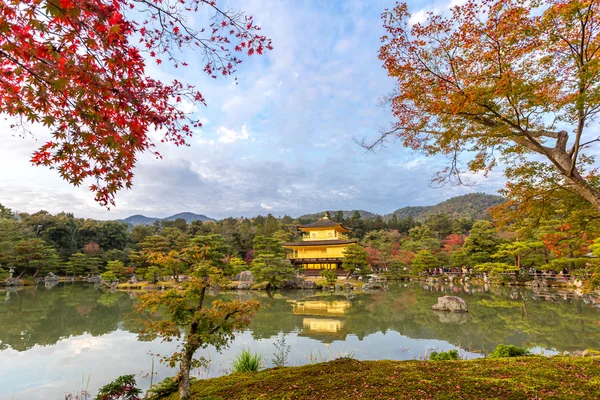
[0, 0, 271, 206]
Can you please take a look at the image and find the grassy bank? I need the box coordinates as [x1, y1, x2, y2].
[170, 357, 600, 400]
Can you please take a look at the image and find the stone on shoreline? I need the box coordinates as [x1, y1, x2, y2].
[233, 271, 254, 282]
[431, 296, 468, 312]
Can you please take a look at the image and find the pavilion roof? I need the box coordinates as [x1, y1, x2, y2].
[284, 239, 356, 247]
[298, 218, 351, 231]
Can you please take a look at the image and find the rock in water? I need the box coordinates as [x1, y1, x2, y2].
[431, 296, 468, 312]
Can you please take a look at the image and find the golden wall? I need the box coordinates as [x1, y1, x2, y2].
[288, 244, 349, 259]
[302, 229, 340, 241]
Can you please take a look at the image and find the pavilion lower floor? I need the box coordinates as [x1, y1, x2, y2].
[289, 258, 346, 276]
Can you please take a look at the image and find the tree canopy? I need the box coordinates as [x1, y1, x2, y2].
[0, 0, 271, 206]
[373, 0, 600, 215]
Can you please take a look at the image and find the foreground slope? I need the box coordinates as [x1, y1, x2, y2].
[175, 357, 600, 400]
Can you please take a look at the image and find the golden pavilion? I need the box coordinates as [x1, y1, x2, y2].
[284, 215, 356, 275]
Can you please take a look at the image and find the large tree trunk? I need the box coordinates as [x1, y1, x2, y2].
[178, 289, 205, 399]
[517, 132, 600, 211]
[178, 347, 194, 400]
[547, 143, 600, 211]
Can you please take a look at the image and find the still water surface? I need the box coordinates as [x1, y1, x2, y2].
[1, 282, 599, 399]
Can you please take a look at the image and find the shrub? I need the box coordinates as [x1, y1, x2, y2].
[101, 271, 117, 282]
[429, 349, 460, 361]
[147, 377, 178, 399]
[94, 374, 141, 400]
[320, 269, 338, 285]
[232, 349, 262, 373]
[489, 344, 530, 358]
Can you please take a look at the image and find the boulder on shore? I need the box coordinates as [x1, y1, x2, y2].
[234, 270, 254, 282]
[283, 277, 316, 289]
[431, 296, 468, 312]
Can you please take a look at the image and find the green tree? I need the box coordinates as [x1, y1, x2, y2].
[251, 255, 295, 291]
[228, 257, 248, 277]
[12, 238, 59, 278]
[449, 249, 470, 269]
[493, 241, 545, 268]
[131, 225, 155, 244]
[101, 270, 118, 282]
[333, 210, 345, 223]
[349, 211, 365, 238]
[464, 221, 501, 265]
[0, 204, 14, 220]
[187, 220, 212, 237]
[161, 218, 188, 232]
[99, 221, 129, 250]
[410, 250, 440, 275]
[388, 259, 407, 277]
[424, 213, 453, 239]
[106, 260, 128, 281]
[66, 253, 88, 277]
[0, 218, 22, 267]
[253, 236, 286, 258]
[137, 234, 259, 399]
[320, 269, 338, 285]
[342, 244, 370, 280]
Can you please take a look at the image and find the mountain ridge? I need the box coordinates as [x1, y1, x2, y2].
[298, 193, 504, 222]
[117, 212, 215, 226]
[118, 193, 504, 225]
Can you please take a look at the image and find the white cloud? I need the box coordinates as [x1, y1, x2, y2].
[409, 10, 428, 25]
[216, 124, 250, 143]
[0, 0, 506, 220]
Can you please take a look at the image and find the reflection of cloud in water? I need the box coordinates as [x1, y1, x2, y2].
[3, 282, 600, 399]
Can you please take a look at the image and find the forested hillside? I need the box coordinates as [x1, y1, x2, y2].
[300, 193, 503, 223]
[390, 193, 504, 220]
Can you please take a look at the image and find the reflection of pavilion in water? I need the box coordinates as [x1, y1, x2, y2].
[290, 296, 351, 342]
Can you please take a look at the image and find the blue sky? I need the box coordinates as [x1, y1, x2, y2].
[0, 0, 504, 220]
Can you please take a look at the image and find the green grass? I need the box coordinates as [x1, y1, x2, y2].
[170, 356, 600, 399]
[232, 349, 262, 373]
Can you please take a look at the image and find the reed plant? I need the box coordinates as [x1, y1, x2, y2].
[232, 349, 263, 373]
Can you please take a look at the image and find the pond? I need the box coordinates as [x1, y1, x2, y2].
[1, 282, 600, 399]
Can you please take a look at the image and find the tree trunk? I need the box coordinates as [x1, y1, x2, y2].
[547, 146, 600, 211]
[178, 347, 194, 400]
[32, 265, 40, 279]
[178, 289, 205, 399]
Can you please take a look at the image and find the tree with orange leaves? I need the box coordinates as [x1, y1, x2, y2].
[373, 0, 600, 213]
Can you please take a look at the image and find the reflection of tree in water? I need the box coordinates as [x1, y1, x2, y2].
[1, 283, 599, 354]
[341, 283, 600, 353]
[0, 283, 132, 351]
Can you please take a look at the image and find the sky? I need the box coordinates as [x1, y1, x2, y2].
[0, 0, 505, 220]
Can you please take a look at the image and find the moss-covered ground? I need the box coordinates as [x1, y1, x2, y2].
[174, 356, 600, 399]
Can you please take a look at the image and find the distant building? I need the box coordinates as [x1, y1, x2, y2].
[284, 215, 356, 275]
